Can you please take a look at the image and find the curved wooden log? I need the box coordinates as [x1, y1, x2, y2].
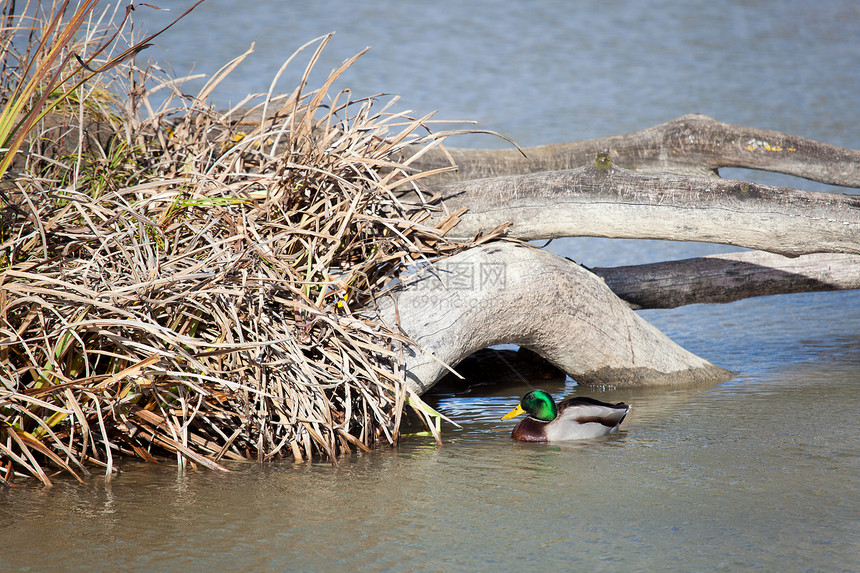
[418, 162, 860, 256]
[369, 242, 733, 394]
[593, 251, 860, 309]
[408, 114, 860, 187]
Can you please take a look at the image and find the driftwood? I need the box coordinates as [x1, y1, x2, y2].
[383, 115, 860, 392]
[417, 163, 860, 256]
[593, 251, 860, 310]
[407, 113, 860, 186]
[369, 242, 733, 393]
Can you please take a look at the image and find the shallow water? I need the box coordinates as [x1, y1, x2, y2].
[3, 363, 859, 571]
[3, 0, 860, 571]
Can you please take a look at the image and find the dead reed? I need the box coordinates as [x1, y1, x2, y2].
[1, 6, 487, 485]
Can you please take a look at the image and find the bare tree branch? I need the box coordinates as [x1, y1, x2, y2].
[416, 162, 860, 256]
[407, 114, 860, 187]
[593, 251, 860, 309]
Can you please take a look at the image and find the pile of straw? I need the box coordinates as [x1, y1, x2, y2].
[1, 20, 485, 485]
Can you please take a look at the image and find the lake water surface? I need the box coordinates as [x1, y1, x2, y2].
[2, 1, 859, 571]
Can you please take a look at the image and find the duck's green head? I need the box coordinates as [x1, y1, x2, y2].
[501, 390, 558, 422]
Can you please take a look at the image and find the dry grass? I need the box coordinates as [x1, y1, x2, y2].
[0, 11, 491, 485]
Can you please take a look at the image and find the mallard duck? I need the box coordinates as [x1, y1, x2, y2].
[501, 390, 630, 442]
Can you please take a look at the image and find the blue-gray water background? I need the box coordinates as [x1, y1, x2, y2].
[2, 1, 859, 571]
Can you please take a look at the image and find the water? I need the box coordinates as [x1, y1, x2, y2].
[3, 366, 859, 571]
[3, 0, 860, 570]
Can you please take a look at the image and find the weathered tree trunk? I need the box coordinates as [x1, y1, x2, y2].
[593, 251, 860, 309]
[407, 113, 860, 186]
[369, 242, 734, 394]
[412, 162, 860, 257]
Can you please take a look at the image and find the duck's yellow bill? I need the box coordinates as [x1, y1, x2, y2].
[501, 404, 526, 421]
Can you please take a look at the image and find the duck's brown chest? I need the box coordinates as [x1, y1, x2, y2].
[511, 418, 549, 442]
